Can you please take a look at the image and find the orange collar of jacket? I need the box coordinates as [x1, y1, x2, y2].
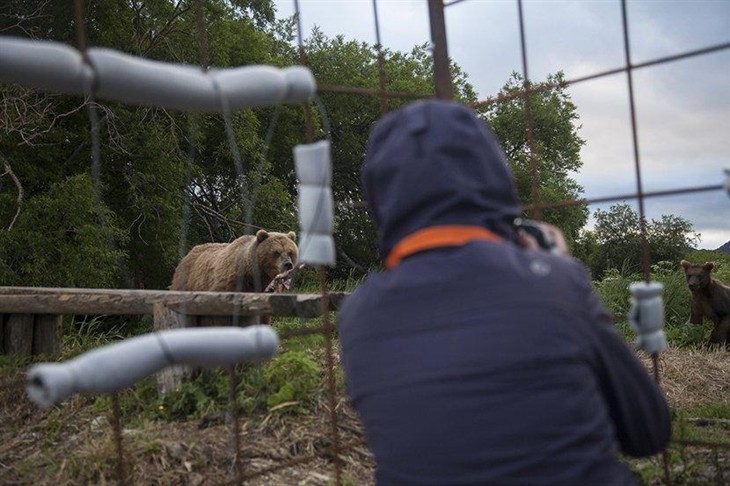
[385, 225, 503, 270]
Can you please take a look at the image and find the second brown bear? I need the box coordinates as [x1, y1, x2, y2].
[172, 229, 299, 293]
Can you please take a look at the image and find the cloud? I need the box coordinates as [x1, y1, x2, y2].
[273, 0, 729, 250]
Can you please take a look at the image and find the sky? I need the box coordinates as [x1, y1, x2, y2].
[273, 0, 730, 250]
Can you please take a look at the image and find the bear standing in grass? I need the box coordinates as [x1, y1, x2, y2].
[172, 230, 298, 293]
[681, 260, 730, 350]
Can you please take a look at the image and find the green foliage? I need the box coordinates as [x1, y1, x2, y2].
[263, 350, 321, 411]
[594, 261, 717, 348]
[102, 346, 323, 422]
[581, 203, 700, 280]
[0, 174, 127, 287]
[0, 0, 594, 286]
[480, 72, 588, 245]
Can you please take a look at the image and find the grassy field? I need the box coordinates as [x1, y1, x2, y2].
[1, 255, 729, 484]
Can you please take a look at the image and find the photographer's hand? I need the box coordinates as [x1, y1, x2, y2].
[516, 221, 571, 257]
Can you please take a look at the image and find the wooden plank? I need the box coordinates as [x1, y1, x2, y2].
[153, 303, 190, 394]
[4, 314, 33, 356]
[32, 314, 63, 358]
[0, 287, 348, 317]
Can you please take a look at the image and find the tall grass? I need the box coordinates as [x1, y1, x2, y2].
[594, 258, 726, 348]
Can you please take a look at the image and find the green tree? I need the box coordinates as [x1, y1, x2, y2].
[0, 0, 289, 289]
[0, 174, 126, 287]
[285, 30, 477, 275]
[480, 72, 588, 244]
[581, 203, 699, 279]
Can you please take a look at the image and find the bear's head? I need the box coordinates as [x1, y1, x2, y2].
[680, 260, 713, 292]
[255, 229, 299, 282]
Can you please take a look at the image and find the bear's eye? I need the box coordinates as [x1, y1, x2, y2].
[273, 251, 281, 258]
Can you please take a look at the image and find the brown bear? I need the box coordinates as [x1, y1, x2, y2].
[171, 229, 298, 293]
[680, 260, 730, 350]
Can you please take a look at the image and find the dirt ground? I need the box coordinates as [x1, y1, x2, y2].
[1, 348, 728, 485]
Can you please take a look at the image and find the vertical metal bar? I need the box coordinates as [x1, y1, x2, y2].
[73, 0, 88, 60]
[320, 268, 342, 486]
[620, 0, 652, 283]
[620, 8, 671, 485]
[228, 366, 243, 484]
[195, 0, 210, 71]
[516, 0, 541, 219]
[111, 393, 128, 485]
[294, 2, 340, 483]
[294, 0, 315, 142]
[427, 0, 453, 99]
[372, 0, 389, 115]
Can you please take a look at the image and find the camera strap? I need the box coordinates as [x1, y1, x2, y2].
[385, 225, 503, 270]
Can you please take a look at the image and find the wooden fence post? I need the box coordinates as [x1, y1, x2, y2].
[4, 314, 34, 356]
[0, 313, 63, 358]
[153, 303, 191, 394]
[33, 314, 63, 358]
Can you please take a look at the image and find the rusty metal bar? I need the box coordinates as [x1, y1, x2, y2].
[318, 85, 427, 99]
[525, 184, 725, 211]
[316, 42, 730, 107]
[619, 5, 672, 485]
[620, 0, 652, 284]
[427, 0, 453, 99]
[516, 0, 542, 219]
[293, 1, 341, 484]
[372, 0, 389, 115]
[73, 0, 88, 60]
[444, 0, 470, 6]
[335, 183, 725, 211]
[195, 0, 210, 71]
[294, 0, 315, 143]
[111, 394, 128, 485]
[228, 366, 243, 483]
[320, 268, 342, 485]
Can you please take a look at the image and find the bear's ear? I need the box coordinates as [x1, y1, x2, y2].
[256, 229, 270, 242]
[287, 231, 296, 240]
[680, 260, 690, 270]
[703, 262, 714, 272]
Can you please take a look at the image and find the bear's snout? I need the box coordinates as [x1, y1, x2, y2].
[283, 261, 294, 271]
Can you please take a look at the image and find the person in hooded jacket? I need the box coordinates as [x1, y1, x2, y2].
[337, 100, 671, 485]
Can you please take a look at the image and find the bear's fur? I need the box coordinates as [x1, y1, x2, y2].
[172, 229, 298, 293]
[680, 260, 730, 350]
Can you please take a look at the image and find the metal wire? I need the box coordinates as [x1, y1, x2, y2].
[372, 0, 389, 115]
[292, 1, 343, 484]
[516, 0, 542, 219]
[17, 1, 729, 484]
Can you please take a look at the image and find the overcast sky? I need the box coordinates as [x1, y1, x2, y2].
[274, 0, 729, 250]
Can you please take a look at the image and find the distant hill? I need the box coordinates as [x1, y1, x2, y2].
[716, 241, 730, 254]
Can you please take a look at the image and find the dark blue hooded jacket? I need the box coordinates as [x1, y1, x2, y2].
[337, 100, 671, 485]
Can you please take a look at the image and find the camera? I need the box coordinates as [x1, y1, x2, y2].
[513, 218, 558, 254]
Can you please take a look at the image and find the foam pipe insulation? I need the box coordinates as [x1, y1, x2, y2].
[0, 37, 315, 112]
[628, 282, 667, 354]
[295, 140, 336, 266]
[26, 326, 279, 408]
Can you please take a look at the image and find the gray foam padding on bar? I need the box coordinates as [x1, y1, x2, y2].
[0, 37, 316, 112]
[0, 37, 92, 95]
[26, 326, 279, 408]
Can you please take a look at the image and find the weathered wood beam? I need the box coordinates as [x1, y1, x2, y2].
[0, 287, 348, 317]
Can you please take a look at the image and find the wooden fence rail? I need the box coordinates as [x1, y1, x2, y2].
[0, 287, 348, 361]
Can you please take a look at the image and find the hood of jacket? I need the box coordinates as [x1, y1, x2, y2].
[360, 100, 523, 260]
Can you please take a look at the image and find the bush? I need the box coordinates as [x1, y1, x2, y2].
[594, 260, 712, 348]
